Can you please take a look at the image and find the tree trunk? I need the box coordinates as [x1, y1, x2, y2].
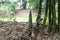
[36, 0, 43, 34]
[48, 0, 52, 32]
[58, 0, 60, 33]
[43, 0, 49, 27]
[23, 0, 27, 9]
[51, 0, 56, 33]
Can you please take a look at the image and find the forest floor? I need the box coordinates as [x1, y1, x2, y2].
[0, 9, 59, 40]
[0, 22, 60, 40]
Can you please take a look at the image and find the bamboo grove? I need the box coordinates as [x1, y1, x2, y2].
[29, 0, 60, 35]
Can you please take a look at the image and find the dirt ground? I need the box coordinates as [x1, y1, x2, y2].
[0, 21, 60, 40]
[0, 9, 45, 17]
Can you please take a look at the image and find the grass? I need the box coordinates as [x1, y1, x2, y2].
[0, 16, 37, 23]
[0, 13, 58, 25]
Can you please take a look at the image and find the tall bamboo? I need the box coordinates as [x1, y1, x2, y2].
[58, 0, 60, 33]
[51, 0, 56, 33]
[48, 0, 52, 32]
[36, 0, 43, 34]
[43, 0, 48, 28]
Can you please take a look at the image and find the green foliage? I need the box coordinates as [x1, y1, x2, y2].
[29, 0, 39, 9]
[29, 0, 46, 9]
[10, 2, 18, 15]
[42, 2, 46, 9]
[0, 0, 18, 14]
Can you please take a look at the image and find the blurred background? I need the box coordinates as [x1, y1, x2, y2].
[0, 0, 58, 23]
